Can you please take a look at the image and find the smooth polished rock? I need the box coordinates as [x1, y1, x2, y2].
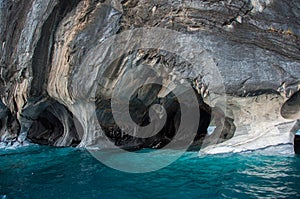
[0, 0, 299, 152]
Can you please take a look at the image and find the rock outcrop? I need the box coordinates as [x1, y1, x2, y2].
[0, 0, 299, 153]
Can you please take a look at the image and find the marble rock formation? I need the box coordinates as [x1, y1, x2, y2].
[0, 0, 299, 153]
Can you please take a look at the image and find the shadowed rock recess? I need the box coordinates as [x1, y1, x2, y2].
[0, 0, 299, 153]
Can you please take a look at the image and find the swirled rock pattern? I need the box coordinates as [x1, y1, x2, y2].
[0, 0, 299, 153]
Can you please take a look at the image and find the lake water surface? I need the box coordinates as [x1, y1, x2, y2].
[1, 145, 300, 199]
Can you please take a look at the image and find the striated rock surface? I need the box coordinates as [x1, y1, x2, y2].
[0, 0, 300, 153]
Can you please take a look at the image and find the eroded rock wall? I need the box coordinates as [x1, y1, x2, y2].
[0, 0, 299, 152]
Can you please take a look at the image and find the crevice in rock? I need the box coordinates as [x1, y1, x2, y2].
[222, 1, 253, 26]
[30, 0, 81, 97]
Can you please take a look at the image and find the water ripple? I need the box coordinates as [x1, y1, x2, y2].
[0, 146, 300, 198]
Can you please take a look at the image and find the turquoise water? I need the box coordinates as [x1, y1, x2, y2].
[1, 145, 300, 199]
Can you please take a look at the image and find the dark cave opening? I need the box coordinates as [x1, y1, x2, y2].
[295, 134, 300, 155]
[281, 91, 300, 155]
[95, 87, 211, 150]
[94, 49, 236, 151]
[293, 122, 300, 155]
[95, 85, 236, 151]
[28, 108, 64, 145]
[27, 102, 82, 147]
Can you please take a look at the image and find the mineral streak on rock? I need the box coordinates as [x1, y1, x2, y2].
[0, 0, 299, 153]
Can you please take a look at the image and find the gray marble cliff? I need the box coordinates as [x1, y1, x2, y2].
[0, 0, 299, 153]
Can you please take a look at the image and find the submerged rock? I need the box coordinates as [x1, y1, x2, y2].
[0, 0, 299, 153]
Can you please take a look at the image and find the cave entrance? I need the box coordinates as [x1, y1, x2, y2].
[28, 108, 64, 145]
[27, 102, 82, 147]
[295, 130, 300, 155]
[281, 91, 300, 155]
